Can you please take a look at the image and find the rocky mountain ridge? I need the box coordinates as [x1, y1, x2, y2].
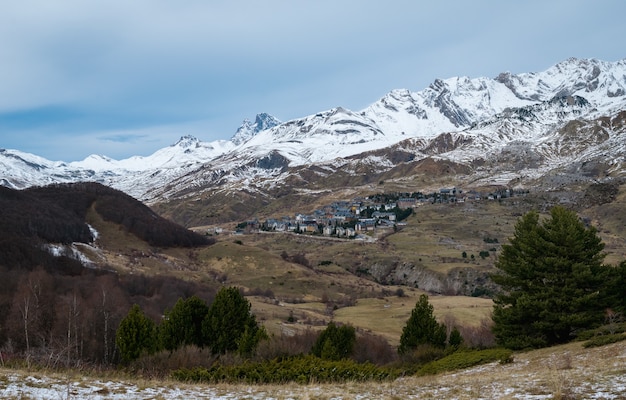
[1, 58, 625, 224]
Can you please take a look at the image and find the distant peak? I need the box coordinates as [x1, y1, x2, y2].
[173, 135, 199, 148]
[85, 154, 113, 162]
[231, 113, 281, 145]
[254, 113, 281, 131]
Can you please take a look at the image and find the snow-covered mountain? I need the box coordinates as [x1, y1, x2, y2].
[1, 57, 625, 211]
[231, 113, 282, 145]
[0, 135, 235, 195]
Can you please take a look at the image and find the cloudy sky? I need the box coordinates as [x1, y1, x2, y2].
[1, 0, 625, 161]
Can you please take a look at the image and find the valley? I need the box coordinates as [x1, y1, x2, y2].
[1, 56, 626, 396]
[72, 181, 626, 347]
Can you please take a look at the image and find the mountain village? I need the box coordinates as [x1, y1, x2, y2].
[228, 186, 526, 238]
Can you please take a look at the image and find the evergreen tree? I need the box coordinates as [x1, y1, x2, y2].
[202, 287, 265, 355]
[448, 326, 464, 349]
[311, 322, 356, 360]
[159, 295, 209, 351]
[492, 206, 610, 349]
[398, 294, 446, 355]
[115, 304, 156, 363]
[605, 260, 626, 314]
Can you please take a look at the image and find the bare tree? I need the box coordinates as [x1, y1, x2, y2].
[89, 275, 127, 364]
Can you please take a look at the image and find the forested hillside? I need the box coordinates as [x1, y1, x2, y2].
[0, 182, 216, 365]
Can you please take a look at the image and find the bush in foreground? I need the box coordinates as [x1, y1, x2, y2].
[582, 333, 626, 348]
[417, 348, 513, 376]
[172, 355, 399, 384]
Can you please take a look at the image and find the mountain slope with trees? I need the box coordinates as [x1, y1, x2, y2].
[0, 182, 217, 366]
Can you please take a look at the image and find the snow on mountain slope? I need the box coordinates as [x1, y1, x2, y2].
[1, 58, 625, 202]
[0, 134, 238, 199]
[496, 58, 626, 108]
[0, 148, 98, 189]
[232, 113, 282, 145]
[70, 135, 235, 172]
[223, 58, 625, 170]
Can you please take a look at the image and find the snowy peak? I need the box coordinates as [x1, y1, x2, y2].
[173, 135, 200, 149]
[2, 57, 626, 204]
[232, 113, 281, 145]
[495, 57, 626, 107]
[254, 113, 282, 132]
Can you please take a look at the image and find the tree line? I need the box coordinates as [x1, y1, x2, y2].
[0, 265, 216, 367]
[116, 287, 266, 364]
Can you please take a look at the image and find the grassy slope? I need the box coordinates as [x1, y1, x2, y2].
[3, 340, 625, 398]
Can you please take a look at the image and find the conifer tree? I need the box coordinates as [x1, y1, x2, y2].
[202, 287, 265, 355]
[605, 260, 626, 314]
[116, 304, 156, 363]
[448, 326, 464, 349]
[159, 295, 209, 351]
[492, 206, 610, 349]
[398, 294, 446, 355]
[311, 322, 356, 360]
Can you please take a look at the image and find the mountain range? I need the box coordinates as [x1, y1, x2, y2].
[1, 57, 625, 225]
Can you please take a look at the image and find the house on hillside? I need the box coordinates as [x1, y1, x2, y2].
[397, 197, 417, 209]
[373, 211, 396, 221]
[355, 218, 376, 232]
[300, 219, 319, 233]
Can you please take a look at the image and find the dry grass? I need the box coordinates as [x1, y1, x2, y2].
[3, 341, 625, 399]
[332, 294, 492, 346]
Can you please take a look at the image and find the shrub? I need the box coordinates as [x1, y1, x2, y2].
[311, 322, 356, 361]
[401, 344, 446, 365]
[127, 346, 219, 379]
[254, 330, 318, 361]
[417, 348, 513, 376]
[458, 319, 496, 348]
[583, 333, 626, 348]
[172, 355, 399, 384]
[352, 331, 398, 365]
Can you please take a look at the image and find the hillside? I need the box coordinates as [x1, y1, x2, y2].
[0, 183, 220, 365]
[0, 182, 212, 269]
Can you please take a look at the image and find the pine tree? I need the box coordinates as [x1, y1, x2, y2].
[115, 304, 156, 363]
[202, 287, 265, 355]
[398, 294, 446, 355]
[448, 326, 464, 349]
[311, 322, 356, 360]
[605, 260, 626, 314]
[492, 206, 610, 349]
[159, 295, 209, 351]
